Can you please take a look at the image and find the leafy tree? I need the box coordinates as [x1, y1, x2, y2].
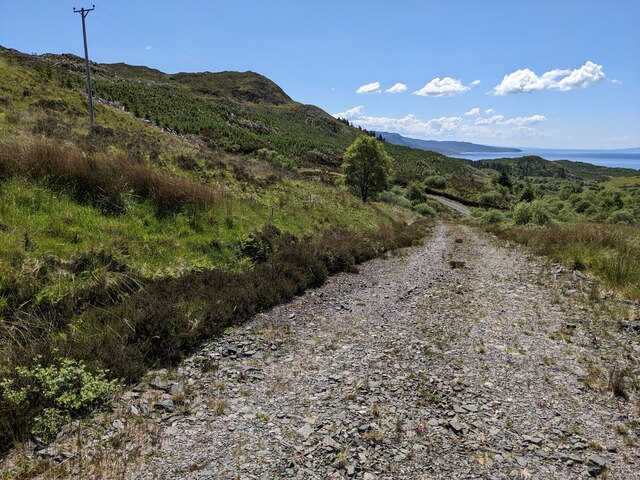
[520, 184, 535, 202]
[495, 171, 512, 190]
[342, 136, 392, 202]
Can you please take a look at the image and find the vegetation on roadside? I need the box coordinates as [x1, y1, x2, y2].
[0, 46, 436, 451]
[469, 156, 640, 298]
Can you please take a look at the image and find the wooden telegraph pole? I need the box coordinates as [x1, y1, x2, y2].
[73, 5, 96, 125]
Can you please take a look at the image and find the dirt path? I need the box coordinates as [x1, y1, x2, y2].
[425, 194, 471, 216]
[30, 223, 639, 479]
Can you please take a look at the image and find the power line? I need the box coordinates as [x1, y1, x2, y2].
[73, 4, 95, 125]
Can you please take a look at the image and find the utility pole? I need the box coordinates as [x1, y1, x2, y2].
[74, 5, 95, 125]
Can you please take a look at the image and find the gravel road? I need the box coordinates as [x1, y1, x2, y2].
[425, 195, 471, 216]
[28, 223, 639, 479]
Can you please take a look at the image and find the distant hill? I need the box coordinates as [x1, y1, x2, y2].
[473, 156, 639, 181]
[375, 131, 522, 155]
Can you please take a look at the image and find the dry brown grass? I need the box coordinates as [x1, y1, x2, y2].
[0, 138, 216, 215]
[498, 223, 640, 299]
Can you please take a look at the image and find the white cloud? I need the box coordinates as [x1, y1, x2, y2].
[146, 45, 153, 50]
[356, 82, 381, 94]
[492, 61, 606, 95]
[485, 108, 495, 114]
[385, 83, 407, 94]
[475, 114, 547, 126]
[413, 77, 470, 97]
[465, 107, 480, 116]
[610, 79, 622, 85]
[470, 80, 481, 86]
[475, 115, 504, 125]
[334, 105, 365, 119]
[331, 106, 548, 143]
[502, 115, 547, 126]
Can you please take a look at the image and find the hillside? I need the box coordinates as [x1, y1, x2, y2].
[0, 46, 489, 200]
[376, 131, 522, 155]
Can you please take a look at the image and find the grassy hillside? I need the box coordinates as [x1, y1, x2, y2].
[0, 46, 489, 199]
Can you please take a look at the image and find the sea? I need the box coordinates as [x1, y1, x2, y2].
[451, 148, 640, 170]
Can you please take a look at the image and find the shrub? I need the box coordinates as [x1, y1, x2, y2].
[513, 202, 533, 225]
[520, 185, 535, 202]
[531, 202, 551, 226]
[425, 175, 446, 190]
[413, 203, 436, 217]
[406, 182, 427, 203]
[478, 191, 502, 207]
[483, 209, 503, 224]
[377, 190, 412, 209]
[608, 209, 636, 225]
[0, 359, 118, 443]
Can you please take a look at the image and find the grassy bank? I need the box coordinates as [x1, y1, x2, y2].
[494, 223, 640, 299]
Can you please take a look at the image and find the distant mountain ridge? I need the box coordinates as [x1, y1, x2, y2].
[375, 131, 522, 155]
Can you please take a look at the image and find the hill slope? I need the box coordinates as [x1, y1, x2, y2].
[0, 46, 489, 200]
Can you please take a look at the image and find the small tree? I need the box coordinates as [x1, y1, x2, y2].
[342, 136, 392, 202]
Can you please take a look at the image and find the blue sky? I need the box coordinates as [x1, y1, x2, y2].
[1, 0, 639, 148]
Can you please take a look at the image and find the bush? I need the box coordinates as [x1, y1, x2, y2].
[513, 202, 533, 225]
[531, 202, 551, 226]
[406, 182, 427, 203]
[512, 201, 550, 226]
[377, 190, 412, 209]
[608, 209, 636, 225]
[483, 209, 503, 224]
[424, 175, 446, 190]
[0, 360, 118, 443]
[413, 203, 436, 217]
[478, 191, 502, 207]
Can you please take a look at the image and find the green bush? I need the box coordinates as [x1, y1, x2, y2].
[513, 202, 533, 225]
[483, 209, 503, 224]
[377, 190, 412, 209]
[0, 359, 118, 442]
[608, 209, 636, 225]
[424, 175, 447, 190]
[478, 191, 502, 207]
[531, 202, 551, 226]
[406, 182, 427, 203]
[413, 203, 436, 217]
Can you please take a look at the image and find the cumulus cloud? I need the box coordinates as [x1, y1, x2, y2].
[465, 107, 480, 116]
[475, 115, 504, 125]
[413, 77, 470, 97]
[332, 106, 548, 142]
[502, 115, 547, 126]
[485, 108, 495, 114]
[385, 83, 407, 94]
[492, 61, 606, 95]
[470, 80, 481, 86]
[610, 79, 622, 85]
[334, 105, 365, 119]
[474, 114, 546, 126]
[356, 82, 381, 94]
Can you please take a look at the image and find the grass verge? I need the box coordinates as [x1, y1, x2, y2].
[495, 223, 640, 299]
